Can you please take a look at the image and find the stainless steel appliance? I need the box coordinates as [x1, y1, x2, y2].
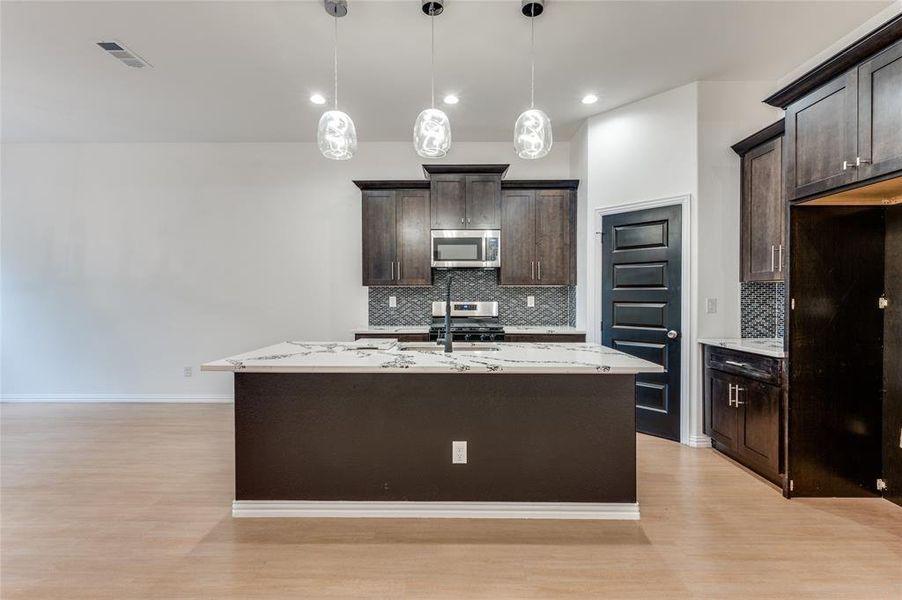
[428, 301, 505, 342]
[430, 230, 501, 268]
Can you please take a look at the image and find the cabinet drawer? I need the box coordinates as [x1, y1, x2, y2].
[704, 346, 782, 386]
[505, 334, 585, 343]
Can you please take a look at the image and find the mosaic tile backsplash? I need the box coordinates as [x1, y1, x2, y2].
[369, 269, 576, 327]
[741, 281, 785, 338]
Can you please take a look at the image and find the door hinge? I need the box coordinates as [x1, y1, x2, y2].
[877, 478, 887, 491]
[878, 295, 889, 309]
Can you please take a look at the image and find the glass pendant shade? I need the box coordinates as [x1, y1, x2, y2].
[413, 108, 452, 158]
[317, 109, 357, 160]
[514, 108, 552, 159]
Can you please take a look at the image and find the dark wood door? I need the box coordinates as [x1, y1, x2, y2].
[884, 205, 902, 508]
[785, 71, 858, 200]
[430, 174, 466, 229]
[735, 379, 781, 479]
[706, 369, 739, 452]
[499, 190, 535, 285]
[602, 205, 682, 441]
[858, 40, 902, 182]
[535, 190, 571, 285]
[361, 190, 397, 286]
[465, 175, 501, 229]
[396, 190, 431, 286]
[741, 137, 784, 282]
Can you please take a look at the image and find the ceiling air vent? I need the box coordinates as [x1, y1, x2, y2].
[96, 41, 151, 68]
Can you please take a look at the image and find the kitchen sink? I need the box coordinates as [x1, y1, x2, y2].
[398, 342, 500, 352]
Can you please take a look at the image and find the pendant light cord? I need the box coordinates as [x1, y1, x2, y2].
[530, 13, 535, 109]
[333, 16, 339, 110]
[430, 11, 436, 109]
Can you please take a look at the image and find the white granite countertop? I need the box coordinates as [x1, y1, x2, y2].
[697, 338, 786, 359]
[352, 325, 585, 335]
[202, 340, 662, 374]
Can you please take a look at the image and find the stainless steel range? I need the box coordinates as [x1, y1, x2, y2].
[428, 301, 505, 342]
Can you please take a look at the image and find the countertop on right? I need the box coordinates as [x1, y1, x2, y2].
[697, 338, 786, 359]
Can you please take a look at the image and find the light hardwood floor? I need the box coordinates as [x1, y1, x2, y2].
[1, 403, 900, 599]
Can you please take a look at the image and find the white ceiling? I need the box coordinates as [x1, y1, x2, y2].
[1, 0, 893, 143]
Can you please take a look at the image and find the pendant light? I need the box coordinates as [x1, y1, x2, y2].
[317, 0, 357, 160]
[413, 0, 452, 158]
[513, 0, 552, 160]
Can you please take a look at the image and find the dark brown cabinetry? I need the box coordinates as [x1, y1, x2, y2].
[361, 189, 431, 286]
[505, 333, 586, 343]
[736, 131, 785, 282]
[704, 345, 784, 485]
[500, 189, 575, 286]
[426, 168, 502, 229]
[354, 333, 430, 342]
[784, 38, 902, 201]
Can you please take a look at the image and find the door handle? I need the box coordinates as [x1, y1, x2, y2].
[537, 261, 542, 280]
[733, 386, 746, 406]
[396, 261, 401, 280]
[467, 217, 471, 224]
[390, 261, 395, 280]
[778, 245, 783, 272]
[842, 160, 859, 171]
[531, 261, 535, 280]
[771, 245, 776, 272]
[728, 384, 735, 407]
[460, 217, 464, 224]
[666, 330, 679, 340]
[724, 360, 748, 368]
[856, 156, 871, 167]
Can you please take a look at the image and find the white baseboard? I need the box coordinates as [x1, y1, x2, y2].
[232, 500, 641, 520]
[0, 394, 233, 403]
[686, 434, 712, 448]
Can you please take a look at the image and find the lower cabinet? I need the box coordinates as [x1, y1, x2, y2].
[704, 345, 784, 485]
[354, 333, 429, 342]
[505, 333, 586, 343]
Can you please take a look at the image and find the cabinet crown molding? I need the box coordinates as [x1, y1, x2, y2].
[422, 164, 510, 178]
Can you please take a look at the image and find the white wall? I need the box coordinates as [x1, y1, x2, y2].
[580, 81, 780, 445]
[0, 141, 570, 398]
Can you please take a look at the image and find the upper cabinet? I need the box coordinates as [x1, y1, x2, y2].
[425, 165, 505, 229]
[776, 33, 902, 201]
[360, 188, 431, 287]
[500, 187, 576, 286]
[733, 122, 785, 282]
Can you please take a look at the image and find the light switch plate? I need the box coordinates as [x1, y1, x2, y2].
[389, 296, 397, 308]
[527, 295, 535, 308]
[706, 298, 717, 314]
[452, 441, 467, 464]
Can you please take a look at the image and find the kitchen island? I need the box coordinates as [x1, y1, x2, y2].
[202, 340, 662, 520]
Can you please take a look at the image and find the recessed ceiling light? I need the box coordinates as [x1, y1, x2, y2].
[443, 94, 459, 105]
[581, 94, 599, 105]
[310, 93, 326, 105]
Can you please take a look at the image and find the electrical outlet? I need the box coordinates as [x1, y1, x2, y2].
[183, 366, 193, 378]
[706, 298, 717, 314]
[452, 441, 467, 464]
[527, 295, 535, 308]
[389, 296, 397, 308]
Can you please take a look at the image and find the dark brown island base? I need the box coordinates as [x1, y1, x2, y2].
[202, 340, 662, 519]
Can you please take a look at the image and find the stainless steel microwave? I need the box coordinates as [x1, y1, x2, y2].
[431, 230, 501, 268]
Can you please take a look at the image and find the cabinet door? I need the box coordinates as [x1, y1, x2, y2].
[535, 190, 572, 285]
[465, 175, 501, 229]
[741, 137, 784, 282]
[396, 190, 432, 286]
[858, 40, 902, 181]
[706, 369, 739, 452]
[499, 190, 535, 285]
[735, 379, 781, 480]
[784, 70, 858, 200]
[430, 174, 466, 229]
[361, 190, 397, 286]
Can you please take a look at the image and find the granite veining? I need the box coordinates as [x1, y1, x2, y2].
[202, 341, 662, 374]
[698, 337, 786, 359]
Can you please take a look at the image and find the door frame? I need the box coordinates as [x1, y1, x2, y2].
[592, 194, 693, 446]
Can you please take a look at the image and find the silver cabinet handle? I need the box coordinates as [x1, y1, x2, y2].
[390, 261, 395, 280]
[467, 217, 471, 224]
[537, 261, 542, 280]
[725, 360, 747, 368]
[734, 386, 746, 406]
[856, 156, 871, 167]
[778, 245, 783, 272]
[667, 330, 679, 340]
[728, 384, 735, 407]
[531, 261, 535, 280]
[771, 245, 776, 272]
[842, 160, 859, 171]
[396, 261, 401, 280]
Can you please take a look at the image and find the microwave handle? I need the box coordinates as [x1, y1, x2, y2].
[482, 236, 488, 262]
